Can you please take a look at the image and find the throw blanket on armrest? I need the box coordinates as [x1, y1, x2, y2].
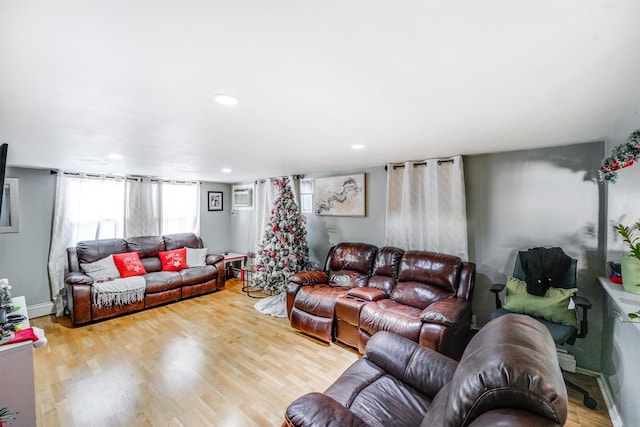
[92, 276, 146, 308]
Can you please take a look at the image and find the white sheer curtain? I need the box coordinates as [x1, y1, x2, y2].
[48, 173, 200, 315]
[385, 156, 469, 260]
[125, 178, 161, 237]
[48, 172, 126, 315]
[161, 180, 200, 235]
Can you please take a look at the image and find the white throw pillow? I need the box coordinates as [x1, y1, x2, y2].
[80, 254, 121, 282]
[186, 247, 208, 267]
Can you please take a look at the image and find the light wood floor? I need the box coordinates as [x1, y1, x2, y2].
[31, 279, 612, 426]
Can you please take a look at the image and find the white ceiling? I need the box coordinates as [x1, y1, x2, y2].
[2, 1, 640, 183]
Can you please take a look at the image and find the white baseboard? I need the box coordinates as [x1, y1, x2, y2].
[27, 301, 55, 319]
[593, 373, 623, 427]
[574, 368, 623, 427]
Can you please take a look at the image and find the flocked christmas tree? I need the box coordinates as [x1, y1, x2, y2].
[253, 177, 311, 294]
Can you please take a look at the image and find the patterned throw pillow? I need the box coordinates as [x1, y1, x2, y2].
[186, 247, 208, 268]
[80, 254, 121, 282]
[159, 248, 187, 271]
[113, 252, 148, 278]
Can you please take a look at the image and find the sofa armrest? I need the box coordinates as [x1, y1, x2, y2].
[346, 287, 389, 301]
[65, 272, 94, 286]
[205, 254, 224, 265]
[283, 392, 366, 427]
[490, 282, 505, 309]
[365, 331, 458, 398]
[467, 409, 563, 427]
[289, 270, 329, 285]
[420, 299, 471, 327]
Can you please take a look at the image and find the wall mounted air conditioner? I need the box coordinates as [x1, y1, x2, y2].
[232, 185, 254, 210]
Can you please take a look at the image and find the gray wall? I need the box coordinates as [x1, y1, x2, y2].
[0, 141, 615, 374]
[230, 166, 387, 268]
[230, 145, 606, 370]
[0, 169, 233, 309]
[465, 142, 606, 372]
[0, 167, 56, 305]
[199, 182, 232, 254]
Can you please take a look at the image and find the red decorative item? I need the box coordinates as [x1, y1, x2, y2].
[609, 274, 623, 285]
[159, 248, 187, 271]
[113, 252, 147, 277]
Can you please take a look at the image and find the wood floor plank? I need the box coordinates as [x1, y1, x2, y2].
[30, 279, 612, 426]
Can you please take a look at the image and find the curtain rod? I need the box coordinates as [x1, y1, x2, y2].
[384, 158, 455, 171]
[254, 174, 304, 184]
[50, 169, 198, 184]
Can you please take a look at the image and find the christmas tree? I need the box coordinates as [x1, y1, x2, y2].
[254, 177, 311, 293]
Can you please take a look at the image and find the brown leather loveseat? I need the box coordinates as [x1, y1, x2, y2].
[286, 242, 475, 360]
[283, 314, 568, 427]
[65, 233, 225, 325]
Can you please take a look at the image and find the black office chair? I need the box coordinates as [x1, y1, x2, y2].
[490, 249, 597, 409]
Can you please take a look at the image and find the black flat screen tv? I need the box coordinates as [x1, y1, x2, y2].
[0, 143, 8, 220]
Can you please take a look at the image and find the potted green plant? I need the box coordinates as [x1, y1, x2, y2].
[614, 220, 640, 295]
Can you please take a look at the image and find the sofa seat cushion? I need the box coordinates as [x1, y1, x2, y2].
[180, 265, 217, 286]
[144, 271, 182, 293]
[359, 299, 423, 342]
[325, 359, 431, 427]
[295, 284, 350, 318]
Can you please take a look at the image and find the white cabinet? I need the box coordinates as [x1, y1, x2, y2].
[0, 296, 36, 427]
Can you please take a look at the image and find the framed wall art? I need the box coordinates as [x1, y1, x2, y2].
[314, 173, 365, 217]
[208, 191, 223, 211]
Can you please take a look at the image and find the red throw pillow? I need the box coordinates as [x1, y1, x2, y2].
[159, 248, 187, 271]
[113, 252, 147, 277]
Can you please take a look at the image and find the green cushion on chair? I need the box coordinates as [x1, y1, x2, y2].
[503, 276, 578, 328]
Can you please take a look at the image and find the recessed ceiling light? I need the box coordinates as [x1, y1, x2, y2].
[351, 144, 365, 150]
[221, 168, 232, 173]
[107, 153, 123, 160]
[214, 94, 239, 106]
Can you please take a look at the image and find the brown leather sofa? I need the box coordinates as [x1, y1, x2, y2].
[283, 314, 568, 427]
[65, 233, 225, 325]
[286, 243, 475, 360]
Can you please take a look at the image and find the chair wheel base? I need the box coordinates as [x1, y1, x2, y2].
[584, 397, 597, 410]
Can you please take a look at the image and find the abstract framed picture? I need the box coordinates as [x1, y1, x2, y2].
[314, 173, 365, 216]
[208, 191, 223, 211]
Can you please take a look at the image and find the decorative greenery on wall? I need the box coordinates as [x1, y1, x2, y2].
[599, 129, 640, 183]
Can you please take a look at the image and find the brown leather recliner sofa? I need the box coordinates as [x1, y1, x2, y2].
[286, 242, 475, 360]
[283, 314, 568, 427]
[65, 233, 225, 325]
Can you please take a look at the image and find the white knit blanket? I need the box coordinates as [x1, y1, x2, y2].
[92, 276, 146, 308]
[254, 292, 287, 318]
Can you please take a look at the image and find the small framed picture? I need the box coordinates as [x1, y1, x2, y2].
[208, 191, 223, 211]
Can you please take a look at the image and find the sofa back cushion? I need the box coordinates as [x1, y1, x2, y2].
[126, 236, 165, 258]
[422, 314, 568, 426]
[164, 233, 202, 250]
[328, 243, 377, 288]
[77, 238, 128, 264]
[368, 246, 404, 294]
[391, 251, 462, 309]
